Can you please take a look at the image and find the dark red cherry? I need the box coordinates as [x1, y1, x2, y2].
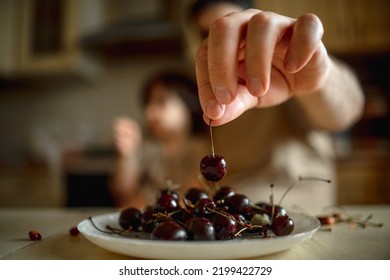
[254, 202, 287, 218]
[157, 188, 179, 201]
[186, 217, 216, 240]
[29, 230, 41, 241]
[266, 204, 287, 218]
[151, 220, 188, 241]
[254, 201, 269, 210]
[119, 207, 142, 230]
[171, 207, 194, 224]
[155, 194, 179, 213]
[213, 186, 235, 202]
[200, 155, 227, 182]
[141, 207, 157, 233]
[224, 193, 250, 215]
[271, 214, 294, 236]
[194, 198, 216, 218]
[232, 213, 247, 224]
[212, 212, 238, 240]
[185, 187, 209, 205]
[69, 226, 79, 236]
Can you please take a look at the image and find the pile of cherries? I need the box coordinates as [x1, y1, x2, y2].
[117, 185, 295, 241]
[114, 122, 303, 241]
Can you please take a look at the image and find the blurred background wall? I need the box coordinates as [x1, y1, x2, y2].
[0, 0, 389, 207]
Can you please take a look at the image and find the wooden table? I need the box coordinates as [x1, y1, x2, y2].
[0, 205, 389, 260]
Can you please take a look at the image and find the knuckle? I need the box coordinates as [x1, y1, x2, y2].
[209, 16, 235, 35]
[249, 11, 276, 27]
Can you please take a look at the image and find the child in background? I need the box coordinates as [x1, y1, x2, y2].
[110, 69, 208, 208]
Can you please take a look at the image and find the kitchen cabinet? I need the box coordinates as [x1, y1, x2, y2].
[78, 0, 183, 60]
[255, 0, 390, 54]
[0, 0, 182, 78]
[0, 0, 102, 78]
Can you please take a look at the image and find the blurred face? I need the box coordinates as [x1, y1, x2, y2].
[145, 83, 191, 140]
[196, 3, 245, 39]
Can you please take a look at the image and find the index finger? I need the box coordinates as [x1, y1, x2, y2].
[195, 38, 226, 121]
[207, 9, 260, 104]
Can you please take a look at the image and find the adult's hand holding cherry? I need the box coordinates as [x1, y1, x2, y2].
[195, 9, 330, 126]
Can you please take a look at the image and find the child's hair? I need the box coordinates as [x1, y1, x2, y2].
[141, 69, 206, 134]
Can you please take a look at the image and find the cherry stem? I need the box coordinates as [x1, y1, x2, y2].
[278, 176, 331, 206]
[321, 206, 383, 228]
[206, 207, 248, 227]
[165, 179, 181, 191]
[209, 119, 215, 157]
[89, 217, 123, 235]
[154, 212, 188, 229]
[233, 224, 263, 238]
[270, 184, 275, 224]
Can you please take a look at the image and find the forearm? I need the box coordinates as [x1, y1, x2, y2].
[110, 156, 141, 207]
[295, 57, 365, 132]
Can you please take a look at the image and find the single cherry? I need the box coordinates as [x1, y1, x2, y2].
[119, 207, 142, 230]
[224, 193, 251, 215]
[200, 155, 227, 182]
[194, 198, 216, 218]
[157, 188, 179, 201]
[253, 201, 287, 218]
[151, 220, 188, 241]
[200, 121, 227, 182]
[271, 214, 294, 236]
[213, 186, 235, 202]
[212, 211, 238, 240]
[171, 208, 194, 224]
[186, 217, 216, 240]
[141, 206, 157, 233]
[185, 187, 209, 205]
[155, 193, 179, 213]
[29, 230, 41, 241]
[69, 226, 79, 236]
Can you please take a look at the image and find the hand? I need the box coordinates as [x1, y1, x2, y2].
[195, 9, 330, 126]
[113, 117, 142, 157]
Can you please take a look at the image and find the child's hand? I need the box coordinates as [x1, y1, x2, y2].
[113, 117, 142, 157]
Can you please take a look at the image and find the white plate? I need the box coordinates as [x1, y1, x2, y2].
[78, 211, 320, 259]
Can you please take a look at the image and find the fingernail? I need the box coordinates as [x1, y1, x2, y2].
[214, 87, 233, 104]
[249, 78, 266, 96]
[206, 100, 224, 119]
